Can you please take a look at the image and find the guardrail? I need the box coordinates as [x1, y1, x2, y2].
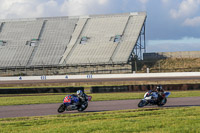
[1, 72, 200, 81]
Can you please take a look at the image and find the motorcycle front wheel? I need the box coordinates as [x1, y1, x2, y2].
[58, 104, 65, 113]
[138, 100, 147, 107]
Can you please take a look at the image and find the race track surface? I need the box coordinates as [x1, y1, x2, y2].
[0, 97, 200, 118]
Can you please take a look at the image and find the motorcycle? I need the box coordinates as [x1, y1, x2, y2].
[57, 94, 92, 113]
[138, 91, 170, 107]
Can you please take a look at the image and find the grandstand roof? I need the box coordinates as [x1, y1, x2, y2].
[0, 12, 146, 67]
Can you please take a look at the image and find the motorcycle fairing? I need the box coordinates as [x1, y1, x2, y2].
[164, 92, 170, 97]
[63, 95, 80, 106]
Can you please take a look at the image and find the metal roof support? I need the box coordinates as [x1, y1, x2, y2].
[0, 22, 5, 32]
[131, 19, 146, 60]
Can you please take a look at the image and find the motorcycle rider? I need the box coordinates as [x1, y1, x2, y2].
[147, 85, 164, 102]
[156, 85, 165, 103]
[76, 90, 88, 109]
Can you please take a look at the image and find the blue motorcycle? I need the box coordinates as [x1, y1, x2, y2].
[58, 94, 92, 113]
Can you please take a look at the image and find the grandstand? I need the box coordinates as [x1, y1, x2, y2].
[0, 12, 146, 76]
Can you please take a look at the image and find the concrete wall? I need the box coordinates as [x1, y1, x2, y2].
[1, 72, 200, 81]
[0, 64, 132, 76]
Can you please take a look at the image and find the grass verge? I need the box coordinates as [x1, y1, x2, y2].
[0, 90, 200, 106]
[0, 107, 200, 133]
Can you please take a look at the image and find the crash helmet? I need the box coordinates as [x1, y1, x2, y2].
[156, 85, 163, 91]
[77, 90, 83, 96]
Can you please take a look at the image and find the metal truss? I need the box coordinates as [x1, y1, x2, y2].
[129, 18, 146, 61]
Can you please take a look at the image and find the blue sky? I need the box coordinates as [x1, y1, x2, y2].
[0, 0, 200, 52]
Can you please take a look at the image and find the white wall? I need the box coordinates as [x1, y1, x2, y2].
[0, 72, 200, 81]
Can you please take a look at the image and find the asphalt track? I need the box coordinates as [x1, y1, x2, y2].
[0, 97, 200, 118]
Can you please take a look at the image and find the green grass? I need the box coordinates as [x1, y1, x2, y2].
[0, 90, 200, 106]
[0, 107, 200, 133]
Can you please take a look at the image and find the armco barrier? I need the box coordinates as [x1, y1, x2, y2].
[1, 72, 200, 81]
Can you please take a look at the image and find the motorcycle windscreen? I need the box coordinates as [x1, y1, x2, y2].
[164, 92, 171, 97]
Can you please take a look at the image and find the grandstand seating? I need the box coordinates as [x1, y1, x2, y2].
[112, 15, 146, 62]
[30, 18, 78, 66]
[65, 15, 130, 64]
[0, 12, 146, 68]
[0, 20, 43, 67]
[60, 18, 88, 64]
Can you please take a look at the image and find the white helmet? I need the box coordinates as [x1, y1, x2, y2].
[157, 85, 163, 91]
[77, 90, 83, 96]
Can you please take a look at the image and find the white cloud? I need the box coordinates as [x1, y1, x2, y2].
[60, 0, 109, 16]
[98, 0, 108, 5]
[183, 16, 200, 27]
[0, 0, 59, 19]
[0, 0, 27, 10]
[61, 0, 88, 16]
[139, 0, 149, 4]
[137, 0, 149, 10]
[39, 0, 61, 16]
[0, 0, 110, 19]
[170, 0, 200, 19]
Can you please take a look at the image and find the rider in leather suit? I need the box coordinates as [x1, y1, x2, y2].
[76, 90, 87, 108]
[156, 85, 165, 103]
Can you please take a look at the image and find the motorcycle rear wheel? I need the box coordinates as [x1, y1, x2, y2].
[78, 103, 88, 112]
[58, 104, 65, 113]
[157, 98, 167, 107]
